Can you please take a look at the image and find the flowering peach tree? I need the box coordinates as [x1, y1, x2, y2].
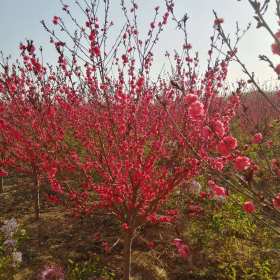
[2, 0, 280, 278]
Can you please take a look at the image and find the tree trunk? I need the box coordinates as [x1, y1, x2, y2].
[0, 177, 3, 193]
[33, 175, 40, 220]
[123, 231, 133, 280]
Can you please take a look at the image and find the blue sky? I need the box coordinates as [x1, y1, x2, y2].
[0, 0, 279, 85]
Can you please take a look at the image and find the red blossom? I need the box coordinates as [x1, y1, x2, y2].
[0, 169, 8, 177]
[52, 16, 60, 25]
[91, 46, 101, 57]
[172, 239, 189, 259]
[275, 30, 280, 39]
[212, 120, 225, 138]
[252, 132, 263, 144]
[122, 54, 129, 64]
[214, 18, 224, 26]
[217, 135, 237, 156]
[184, 94, 198, 105]
[188, 100, 204, 119]
[0, 3, 247, 266]
[102, 241, 111, 254]
[47, 195, 61, 205]
[235, 156, 251, 171]
[275, 64, 280, 75]
[147, 241, 156, 249]
[243, 201, 256, 213]
[122, 223, 129, 231]
[208, 180, 226, 197]
[273, 193, 280, 209]
[271, 43, 280, 55]
[199, 191, 207, 199]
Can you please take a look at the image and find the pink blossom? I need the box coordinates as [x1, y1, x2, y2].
[212, 120, 225, 138]
[47, 195, 61, 205]
[271, 43, 280, 55]
[208, 180, 226, 197]
[40, 264, 64, 280]
[188, 204, 203, 217]
[172, 239, 189, 258]
[271, 159, 278, 169]
[102, 241, 111, 253]
[211, 159, 224, 171]
[275, 64, 280, 75]
[214, 18, 224, 26]
[199, 191, 207, 199]
[52, 16, 60, 25]
[188, 101, 204, 119]
[0, 169, 8, 177]
[158, 216, 173, 223]
[273, 193, 280, 209]
[266, 140, 273, 148]
[122, 223, 129, 231]
[235, 156, 251, 171]
[243, 201, 256, 213]
[212, 185, 226, 196]
[252, 132, 263, 144]
[223, 135, 238, 150]
[217, 142, 229, 156]
[275, 30, 280, 39]
[185, 94, 198, 105]
[49, 178, 63, 194]
[202, 126, 212, 139]
[218, 135, 237, 156]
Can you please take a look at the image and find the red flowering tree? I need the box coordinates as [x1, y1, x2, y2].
[37, 1, 246, 278]
[212, 1, 280, 232]
[0, 42, 67, 219]
[4, 0, 280, 278]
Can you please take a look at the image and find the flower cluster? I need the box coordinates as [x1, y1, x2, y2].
[39, 264, 65, 280]
[271, 31, 280, 74]
[243, 201, 256, 213]
[172, 238, 189, 259]
[0, 218, 23, 267]
[4, 1, 278, 277]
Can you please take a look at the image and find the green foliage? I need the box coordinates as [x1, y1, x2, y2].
[67, 257, 115, 280]
[211, 195, 256, 238]
[0, 221, 26, 280]
[131, 251, 168, 280]
[171, 194, 277, 279]
[0, 234, 10, 279]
